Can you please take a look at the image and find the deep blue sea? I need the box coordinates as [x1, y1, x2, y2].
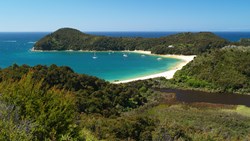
[0, 32, 249, 82]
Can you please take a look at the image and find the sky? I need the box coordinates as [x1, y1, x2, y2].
[0, 0, 250, 32]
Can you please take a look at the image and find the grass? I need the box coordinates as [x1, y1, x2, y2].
[145, 103, 250, 140]
[221, 105, 250, 117]
[80, 128, 102, 141]
[77, 102, 250, 140]
[236, 105, 250, 117]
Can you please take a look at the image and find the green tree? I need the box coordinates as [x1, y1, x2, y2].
[0, 73, 79, 140]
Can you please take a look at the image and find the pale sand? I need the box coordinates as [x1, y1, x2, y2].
[113, 50, 195, 84]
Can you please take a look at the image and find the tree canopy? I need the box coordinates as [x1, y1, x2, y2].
[173, 47, 250, 93]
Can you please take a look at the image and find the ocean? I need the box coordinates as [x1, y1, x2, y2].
[0, 32, 249, 82]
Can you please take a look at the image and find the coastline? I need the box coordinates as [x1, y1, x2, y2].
[113, 50, 195, 84]
[31, 48, 195, 83]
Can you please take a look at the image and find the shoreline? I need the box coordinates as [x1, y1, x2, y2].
[113, 50, 195, 84]
[31, 48, 195, 83]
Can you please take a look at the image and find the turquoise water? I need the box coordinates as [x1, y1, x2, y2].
[0, 33, 181, 82]
[25, 51, 181, 81]
[2, 31, 250, 82]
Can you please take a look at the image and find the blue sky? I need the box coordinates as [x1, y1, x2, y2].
[0, 0, 249, 32]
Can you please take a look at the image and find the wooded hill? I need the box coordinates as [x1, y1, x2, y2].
[172, 47, 250, 94]
[34, 28, 229, 55]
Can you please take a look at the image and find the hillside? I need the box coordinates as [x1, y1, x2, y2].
[1, 64, 249, 140]
[0, 64, 149, 116]
[0, 64, 154, 140]
[172, 47, 250, 94]
[34, 28, 229, 55]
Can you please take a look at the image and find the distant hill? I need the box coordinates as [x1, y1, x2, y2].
[34, 28, 229, 55]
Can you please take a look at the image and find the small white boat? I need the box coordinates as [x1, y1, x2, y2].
[123, 54, 128, 57]
[141, 54, 145, 57]
[93, 52, 98, 59]
[157, 57, 162, 60]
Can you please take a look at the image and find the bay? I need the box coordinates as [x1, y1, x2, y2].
[0, 32, 180, 82]
[0, 32, 249, 82]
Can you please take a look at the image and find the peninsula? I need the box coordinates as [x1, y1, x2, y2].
[34, 28, 229, 55]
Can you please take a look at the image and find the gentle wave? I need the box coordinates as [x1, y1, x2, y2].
[2, 40, 17, 43]
[27, 41, 36, 44]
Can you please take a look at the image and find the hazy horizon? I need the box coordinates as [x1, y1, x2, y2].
[1, 30, 250, 33]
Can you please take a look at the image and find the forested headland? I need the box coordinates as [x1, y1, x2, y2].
[34, 28, 229, 55]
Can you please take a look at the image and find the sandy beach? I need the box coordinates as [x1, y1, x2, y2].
[113, 50, 195, 84]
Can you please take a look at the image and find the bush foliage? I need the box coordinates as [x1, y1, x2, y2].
[173, 47, 250, 93]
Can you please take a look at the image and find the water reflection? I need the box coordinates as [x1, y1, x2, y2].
[158, 89, 250, 107]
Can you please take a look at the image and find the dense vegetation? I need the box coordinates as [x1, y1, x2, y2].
[164, 47, 250, 94]
[0, 64, 249, 140]
[79, 103, 250, 141]
[34, 28, 229, 55]
[0, 64, 153, 140]
[0, 64, 150, 117]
